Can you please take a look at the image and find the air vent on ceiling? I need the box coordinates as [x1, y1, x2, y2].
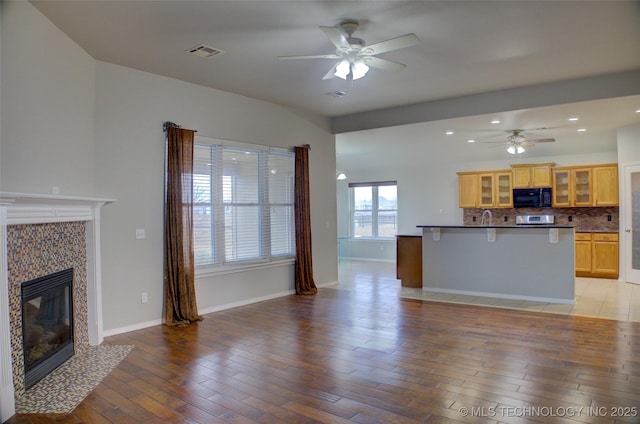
[187, 44, 225, 58]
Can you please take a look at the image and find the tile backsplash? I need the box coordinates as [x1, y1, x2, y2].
[463, 207, 619, 232]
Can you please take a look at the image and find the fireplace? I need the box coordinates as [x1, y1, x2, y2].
[1, 192, 114, 422]
[21, 268, 74, 389]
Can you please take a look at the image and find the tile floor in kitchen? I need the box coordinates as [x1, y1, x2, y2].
[336, 259, 640, 322]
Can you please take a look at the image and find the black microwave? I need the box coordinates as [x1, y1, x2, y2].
[513, 187, 552, 208]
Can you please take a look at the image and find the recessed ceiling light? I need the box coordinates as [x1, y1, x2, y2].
[636, 109, 640, 113]
[491, 120, 501, 124]
[445, 131, 454, 135]
[568, 117, 579, 121]
[577, 128, 587, 132]
[467, 139, 476, 143]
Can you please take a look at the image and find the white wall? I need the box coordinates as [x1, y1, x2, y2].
[617, 123, 640, 161]
[1, 1, 95, 195]
[1, 1, 338, 334]
[94, 62, 337, 331]
[337, 148, 618, 240]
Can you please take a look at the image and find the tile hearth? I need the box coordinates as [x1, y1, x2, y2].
[15, 344, 134, 414]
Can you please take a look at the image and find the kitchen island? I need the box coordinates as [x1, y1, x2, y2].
[417, 225, 575, 303]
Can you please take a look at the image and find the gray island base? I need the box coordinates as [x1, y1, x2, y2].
[417, 225, 575, 304]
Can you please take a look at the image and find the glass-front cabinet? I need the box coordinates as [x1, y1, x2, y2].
[574, 168, 592, 206]
[495, 172, 512, 207]
[478, 173, 495, 208]
[553, 169, 571, 206]
[552, 167, 591, 207]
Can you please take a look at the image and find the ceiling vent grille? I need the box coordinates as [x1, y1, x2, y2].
[187, 44, 225, 58]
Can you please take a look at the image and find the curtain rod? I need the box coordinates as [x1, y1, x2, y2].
[196, 133, 300, 152]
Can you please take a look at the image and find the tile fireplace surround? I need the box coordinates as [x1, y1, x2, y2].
[0, 192, 114, 421]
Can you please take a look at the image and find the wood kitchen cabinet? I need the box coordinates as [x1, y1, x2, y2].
[552, 164, 617, 207]
[495, 172, 513, 207]
[396, 235, 422, 288]
[457, 172, 479, 208]
[593, 165, 618, 206]
[574, 233, 592, 274]
[478, 173, 495, 208]
[552, 167, 592, 207]
[575, 232, 619, 278]
[511, 163, 553, 188]
[457, 170, 512, 208]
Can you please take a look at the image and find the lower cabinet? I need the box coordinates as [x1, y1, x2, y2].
[396, 235, 422, 288]
[575, 232, 619, 278]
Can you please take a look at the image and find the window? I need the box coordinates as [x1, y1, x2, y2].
[349, 181, 397, 238]
[192, 137, 295, 268]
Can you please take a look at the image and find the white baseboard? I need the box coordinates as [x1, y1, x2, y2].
[103, 282, 338, 337]
[339, 257, 395, 263]
[103, 318, 164, 337]
[422, 287, 575, 305]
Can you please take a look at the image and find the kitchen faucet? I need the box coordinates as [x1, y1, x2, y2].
[481, 209, 493, 226]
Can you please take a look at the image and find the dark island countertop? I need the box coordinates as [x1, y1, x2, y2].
[416, 225, 575, 229]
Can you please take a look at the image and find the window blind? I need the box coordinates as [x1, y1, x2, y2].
[192, 138, 295, 267]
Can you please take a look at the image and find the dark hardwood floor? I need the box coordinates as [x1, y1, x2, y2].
[7, 261, 640, 423]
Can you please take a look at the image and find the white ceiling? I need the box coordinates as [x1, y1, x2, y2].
[31, 0, 640, 160]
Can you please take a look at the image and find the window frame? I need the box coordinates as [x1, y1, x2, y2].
[192, 136, 295, 277]
[348, 181, 398, 239]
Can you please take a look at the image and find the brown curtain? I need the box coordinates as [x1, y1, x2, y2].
[294, 145, 318, 295]
[164, 124, 203, 326]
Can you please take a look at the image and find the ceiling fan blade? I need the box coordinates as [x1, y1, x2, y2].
[322, 63, 338, 80]
[320, 26, 350, 49]
[278, 54, 341, 60]
[365, 33, 420, 55]
[366, 56, 406, 72]
[527, 138, 555, 143]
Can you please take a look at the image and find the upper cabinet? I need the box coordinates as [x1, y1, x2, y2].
[458, 162, 617, 208]
[495, 172, 513, 208]
[458, 172, 479, 208]
[593, 165, 618, 206]
[551, 164, 617, 207]
[511, 163, 553, 188]
[552, 167, 592, 207]
[457, 170, 512, 208]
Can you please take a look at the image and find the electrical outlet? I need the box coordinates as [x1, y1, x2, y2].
[135, 229, 145, 239]
[141, 292, 148, 303]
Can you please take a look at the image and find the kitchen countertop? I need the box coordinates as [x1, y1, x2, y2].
[416, 225, 574, 229]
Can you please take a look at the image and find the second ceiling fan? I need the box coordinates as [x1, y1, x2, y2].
[481, 129, 556, 154]
[278, 20, 420, 81]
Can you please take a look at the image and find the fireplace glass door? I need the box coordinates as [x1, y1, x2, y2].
[21, 268, 74, 389]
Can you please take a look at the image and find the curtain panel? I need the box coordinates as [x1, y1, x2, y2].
[294, 145, 318, 295]
[164, 125, 203, 326]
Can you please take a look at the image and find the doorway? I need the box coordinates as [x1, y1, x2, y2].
[623, 163, 640, 284]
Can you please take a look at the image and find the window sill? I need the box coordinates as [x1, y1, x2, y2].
[196, 258, 295, 279]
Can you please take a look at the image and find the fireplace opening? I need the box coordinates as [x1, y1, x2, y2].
[21, 268, 74, 389]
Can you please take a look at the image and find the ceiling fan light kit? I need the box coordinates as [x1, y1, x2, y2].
[507, 144, 526, 155]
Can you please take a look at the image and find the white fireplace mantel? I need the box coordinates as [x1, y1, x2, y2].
[0, 192, 115, 421]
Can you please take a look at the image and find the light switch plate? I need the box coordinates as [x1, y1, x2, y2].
[135, 229, 145, 239]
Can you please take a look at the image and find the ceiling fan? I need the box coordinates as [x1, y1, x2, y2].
[481, 129, 555, 154]
[278, 20, 420, 81]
